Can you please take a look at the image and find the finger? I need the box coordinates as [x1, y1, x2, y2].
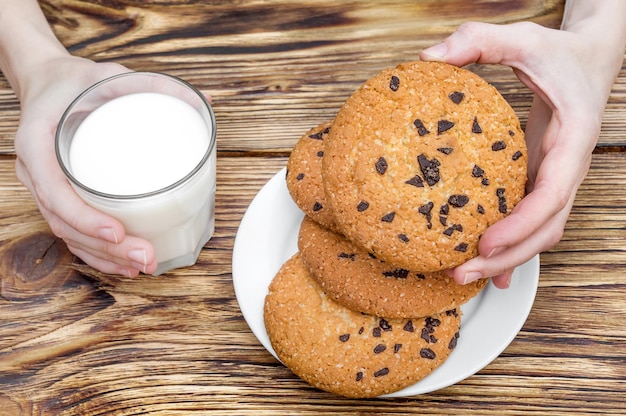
[448, 117, 589, 285]
[450, 187, 574, 285]
[524, 95, 553, 188]
[479, 114, 592, 258]
[67, 245, 141, 277]
[17, 150, 128, 244]
[420, 21, 543, 68]
[63, 232, 156, 272]
[17, 158, 157, 275]
[491, 269, 514, 290]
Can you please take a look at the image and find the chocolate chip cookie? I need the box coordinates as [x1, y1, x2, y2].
[264, 253, 461, 398]
[322, 61, 527, 271]
[298, 215, 487, 319]
[286, 121, 338, 231]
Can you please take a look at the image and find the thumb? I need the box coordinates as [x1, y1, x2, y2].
[420, 21, 541, 68]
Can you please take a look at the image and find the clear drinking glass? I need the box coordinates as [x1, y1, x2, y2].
[56, 72, 217, 275]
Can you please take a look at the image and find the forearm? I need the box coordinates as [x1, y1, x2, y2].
[0, 0, 70, 101]
[559, 0, 626, 106]
[561, 0, 626, 61]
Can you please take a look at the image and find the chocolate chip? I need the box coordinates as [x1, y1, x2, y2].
[308, 130, 325, 140]
[394, 343, 402, 353]
[481, 178, 490, 186]
[477, 204, 485, 214]
[357, 201, 369, 212]
[359, 327, 365, 334]
[405, 175, 424, 188]
[316, 150, 324, 157]
[375, 157, 388, 174]
[417, 154, 441, 186]
[374, 368, 389, 377]
[437, 147, 453, 155]
[438, 120, 455, 134]
[339, 334, 350, 342]
[446, 308, 459, 317]
[512, 150, 523, 161]
[403, 320, 415, 332]
[373, 344, 387, 354]
[454, 243, 468, 252]
[443, 224, 463, 236]
[439, 203, 449, 226]
[338, 252, 356, 261]
[448, 91, 464, 104]
[425, 316, 441, 328]
[472, 117, 483, 134]
[373, 327, 382, 337]
[492, 141, 507, 151]
[497, 187, 507, 213]
[398, 233, 410, 243]
[472, 165, 484, 177]
[379, 319, 392, 331]
[448, 194, 469, 208]
[390, 75, 400, 91]
[413, 119, 430, 136]
[416, 273, 426, 280]
[448, 331, 460, 350]
[420, 348, 436, 360]
[381, 212, 395, 222]
[296, 173, 305, 181]
[509, 130, 515, 136]
[356, 372, 363, 381]
[312, 202, 323, 212]
[419, 202, 434, 215]
[422, 331, 437, 343]
[383, 268, 410, 278]
[443, 226, 455, 236]
[419, 201, 434, 229]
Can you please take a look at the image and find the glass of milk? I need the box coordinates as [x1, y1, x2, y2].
[55, 72, 217, 276]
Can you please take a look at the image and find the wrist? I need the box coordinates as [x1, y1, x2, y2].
[561, 0, 626, 81]
[0, 0, 70, 101]
[561, 0, 626, 47]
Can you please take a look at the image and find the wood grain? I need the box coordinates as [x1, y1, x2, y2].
[1, 1, 626, 414]
[2, 153, 626, 414]
[0, 0, 566, 154]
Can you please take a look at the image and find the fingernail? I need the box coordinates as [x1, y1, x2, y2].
[128, 249, 147, 267]
[118, 268, 134, 278]
[463, 271, 483, 284]
[98, 227, 119, 244]
[422, 42, 448, 59]
[129, 262, 147, 274]
[487, 246, 504, 258]
[504, 273, 512, 288]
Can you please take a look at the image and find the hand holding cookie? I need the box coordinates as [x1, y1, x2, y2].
[420, 13, 626, 288]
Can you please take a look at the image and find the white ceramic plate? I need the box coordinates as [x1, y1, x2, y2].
[232, 168, 540, 397]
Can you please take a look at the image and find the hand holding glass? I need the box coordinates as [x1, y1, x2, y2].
[56, 72, 217, 276]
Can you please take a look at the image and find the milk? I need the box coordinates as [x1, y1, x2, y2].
[70, 93, 210, 196]
[56, 73, 217, 276]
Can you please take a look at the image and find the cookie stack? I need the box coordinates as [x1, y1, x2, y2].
[264, 61, 528, 398]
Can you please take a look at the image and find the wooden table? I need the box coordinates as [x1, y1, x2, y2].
[1, 1, 625, 414]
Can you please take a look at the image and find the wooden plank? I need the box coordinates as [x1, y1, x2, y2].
[0, 0, 602, 156]
[1, 153, 625, 414]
